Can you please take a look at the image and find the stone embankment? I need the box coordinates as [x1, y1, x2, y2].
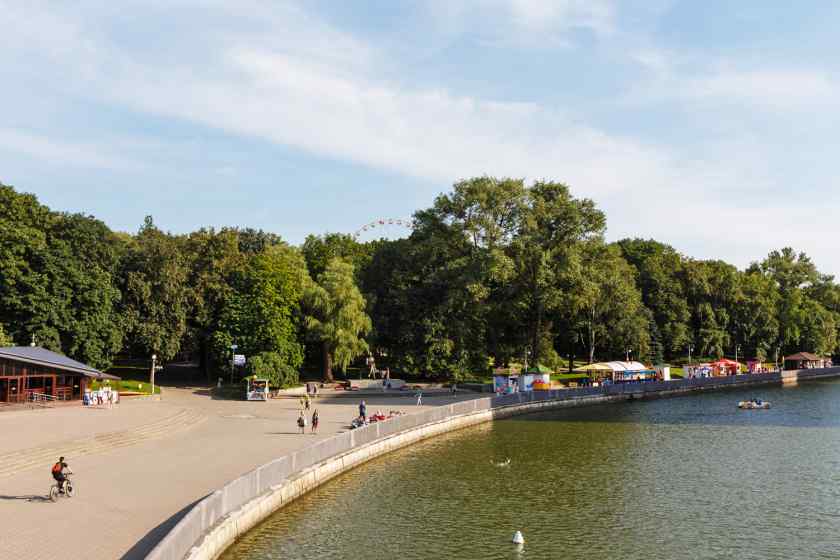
[145, 366, 840, 560]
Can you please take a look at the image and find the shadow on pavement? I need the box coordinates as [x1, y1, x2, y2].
[0, 494, 51, 502]
[119, 495, 207, 560]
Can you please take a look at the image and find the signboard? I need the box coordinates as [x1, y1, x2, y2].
[233, 354, 246, 366]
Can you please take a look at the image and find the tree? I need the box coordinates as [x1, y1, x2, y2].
[561, 242, 649, 364]
[214, 243, 308, 376]
[759, 248, 819, 352]
[302, 233, 370, 280]
[513, 181, 606, 365]
[616, 239, 691, 359]
[184, 228, 245, 378]
[305, 258, 371, 381]
[0, 184, 124, 368]
[733, 271, 779, 361]
[246, 351, 299, 388]
[120, 216, 190, 361]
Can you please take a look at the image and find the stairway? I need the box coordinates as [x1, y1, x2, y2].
[0, 407, 206, 478]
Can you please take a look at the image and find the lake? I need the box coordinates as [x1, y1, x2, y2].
[221, 379, 840, 560]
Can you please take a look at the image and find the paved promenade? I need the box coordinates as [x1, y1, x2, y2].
[0, 386, 474, 560]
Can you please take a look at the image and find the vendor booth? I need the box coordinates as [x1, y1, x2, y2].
[493, 365, 552, 394]
[710, 358, 741, 376]
[576, 361, 655, 384]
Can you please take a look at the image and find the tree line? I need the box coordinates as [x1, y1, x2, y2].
[1, 178, 837, 383]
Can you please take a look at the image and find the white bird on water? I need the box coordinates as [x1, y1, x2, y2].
[492, 458, 511, 468]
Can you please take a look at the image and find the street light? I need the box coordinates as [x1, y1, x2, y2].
[625, 348, 632, 362]
[735, 344, 741, 366]
[524, 347, 531, 372]
[150, 354, 162, 396]
[688, 345, 694, 365]
[230, 344, 238, 384]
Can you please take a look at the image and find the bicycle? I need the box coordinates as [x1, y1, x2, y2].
[48, 472, 74, 502]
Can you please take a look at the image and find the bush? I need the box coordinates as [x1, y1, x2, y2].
[246, 351, 299, 388]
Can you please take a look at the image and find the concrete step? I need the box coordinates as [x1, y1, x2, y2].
[0, 408, 206, 478]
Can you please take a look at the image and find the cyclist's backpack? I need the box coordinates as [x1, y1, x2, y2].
[51, 462, 62, 474]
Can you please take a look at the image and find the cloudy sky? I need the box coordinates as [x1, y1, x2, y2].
[2, 1, 839, 274]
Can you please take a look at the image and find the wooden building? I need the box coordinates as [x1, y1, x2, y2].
[0, 346, 120, 403]
[783, 352, 831, 371]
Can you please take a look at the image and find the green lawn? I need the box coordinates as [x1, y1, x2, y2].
[90, 378, 161, 395]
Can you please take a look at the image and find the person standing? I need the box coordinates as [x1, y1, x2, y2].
[416, 390, 422, 406]
[297, 412, 307, 434]
[359, 400, 367, 421]
[311, 410, 319, 434]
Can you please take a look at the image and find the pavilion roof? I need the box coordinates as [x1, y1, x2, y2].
[783, 352, 824, 362]
[0, 346, 120, 380]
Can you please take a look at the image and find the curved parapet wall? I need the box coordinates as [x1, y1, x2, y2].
[144, 367, 840, 560]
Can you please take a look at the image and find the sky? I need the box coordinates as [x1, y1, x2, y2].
[2, 1, 839, 275]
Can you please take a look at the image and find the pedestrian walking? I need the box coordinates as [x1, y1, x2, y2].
[305, 394, 311, 410]
[359, 400, 367, 421]
[311, 410, 319, 434]
[416, 390, 422, 406]
[297, 412, 307, 434]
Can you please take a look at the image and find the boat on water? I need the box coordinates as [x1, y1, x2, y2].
[738, 400, 770, 410]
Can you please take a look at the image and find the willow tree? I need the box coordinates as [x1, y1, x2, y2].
[305, 258, 372, 382]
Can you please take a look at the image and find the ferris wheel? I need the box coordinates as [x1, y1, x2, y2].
[353, 218, 413, 240]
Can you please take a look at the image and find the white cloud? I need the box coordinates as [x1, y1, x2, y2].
[0, 129, 141, 171]
[3, 2, 840, 276]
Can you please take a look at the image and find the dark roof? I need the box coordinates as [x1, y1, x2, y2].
[783, 352, 824, 362]
[0, 347, 120, 380]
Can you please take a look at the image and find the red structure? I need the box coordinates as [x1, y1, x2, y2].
[0, 346, 120, 403]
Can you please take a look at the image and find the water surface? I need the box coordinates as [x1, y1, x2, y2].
[222, 380, 840, 560]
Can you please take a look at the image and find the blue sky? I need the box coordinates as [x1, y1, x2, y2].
[2, 1, 839, 274]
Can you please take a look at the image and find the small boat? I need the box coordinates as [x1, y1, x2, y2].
[738, 400, 770, 410]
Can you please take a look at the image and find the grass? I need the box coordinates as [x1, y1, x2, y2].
[90, 378, 161, 395]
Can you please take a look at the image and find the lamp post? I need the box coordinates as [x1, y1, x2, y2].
[524, 347, 531, 372]
[688, 345, 694, 365]
[735, 344, 740, 368]
[625, 348, 632, 362]
[150, 354, 157, 395]
[230, 344, 238, 384]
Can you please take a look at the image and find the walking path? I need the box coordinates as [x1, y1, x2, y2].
[0, 386, 475, 560]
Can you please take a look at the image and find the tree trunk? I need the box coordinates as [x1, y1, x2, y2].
[322, 341, 333, 383]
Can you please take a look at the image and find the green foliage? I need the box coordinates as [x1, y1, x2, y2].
[246, 351, 299, 388]
[0, 184, 124, 368]
[305, 258, 371, 381]
[0, 323, 12, 347]
[120, 216, 191, 362]
[1, 179, 839, 386]
[216, 243, 308, 371]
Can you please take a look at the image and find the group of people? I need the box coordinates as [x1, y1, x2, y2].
[297, 408, 319, 434]
[350, 400, 406, 429]
[83, 385, 118, 408]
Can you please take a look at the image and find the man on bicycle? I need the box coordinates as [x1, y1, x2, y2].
[51, 457, 71, 492]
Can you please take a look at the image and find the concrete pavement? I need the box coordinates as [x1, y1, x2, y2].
[0, 386, 475, 560]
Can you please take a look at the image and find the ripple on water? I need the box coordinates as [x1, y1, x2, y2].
[221, 380, 840, 560]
